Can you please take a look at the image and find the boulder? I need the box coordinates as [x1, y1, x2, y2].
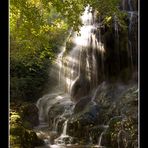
[66, 101, 100, 141]
[20, 103, 39, 127]
[48, 99, 74, 131]
[73, 96, 91, 114]
[70, 75, 90, 102]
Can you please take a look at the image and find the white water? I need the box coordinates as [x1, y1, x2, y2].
[98, 125, 109, 147]
[98, 132, 104, 147]
[114, 15, 119, 38]
[36, 92, 66, 123]
[56, 5, 105, 94]
[122, 0, 133, 11]
[62, 120, 68, 136]
[57, 46, 66, 88]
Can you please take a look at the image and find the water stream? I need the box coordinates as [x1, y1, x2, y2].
[98, 125, 109, 147]
[34, 2, 137, 147]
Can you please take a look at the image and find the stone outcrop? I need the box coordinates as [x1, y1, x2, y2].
[71, 76, 90, 102]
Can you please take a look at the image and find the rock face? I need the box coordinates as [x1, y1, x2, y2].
[70, 75, 90, 102]
[45, 81, 138, 147]
[48, 98, 74, 133]
[67, 100, 100, 142]
[94, 81, 138, 148]
[73, 96, 91, 113]
[94, 0, 138, 82]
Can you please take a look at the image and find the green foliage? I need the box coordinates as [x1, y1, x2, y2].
[46, 0, 127, 30]
[10, 0, 69, 101]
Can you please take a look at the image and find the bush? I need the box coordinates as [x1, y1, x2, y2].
[10, 55, 50, 101]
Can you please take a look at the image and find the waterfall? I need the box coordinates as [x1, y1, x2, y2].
[52, 116, 61, 132]
[52, 102, 74, 132]
[36, 93, 59, 123]
[114, 15, 119, 38]
[98, 132, 104, 147]
[129, 11, 134, 32]
[128, 11, 134, 68]
[57, 5, 105, 97]
[34, 6, 107, 147]
[89, 134, 93, 145]
[122, 0, 126, 10]
[36, 92, 71, 126]
[35, 2, 105, 132]
[57, 45, 66, 88]
[98, 125, 109, 147]
[61, 120, 68, 136]
[121, 0, 134, 11]
[34, 3, 138, 147]
[128, 0, 133, 11]
[120, 0, 138, 71]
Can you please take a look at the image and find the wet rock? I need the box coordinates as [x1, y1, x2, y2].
[66, 101, 100, 140]
[71, 75, 90, 102]
[50, 131, 59, 144]
[73, 96, 91, 114]
[74, 101, 100, 125]
[46, 82, 137, 147]
[89, 125, 109, 144]
[54, 135, 78, 145]
[94, 83, 138, 148]
[48, 99, 73, 130]
[101, 116, 138, 148]
[22, 130, 44, 147]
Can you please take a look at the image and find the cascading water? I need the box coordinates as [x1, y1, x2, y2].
[128, 0, 133, 11]
[36, 93, 60, 123]
[58, 6, 105, 96]
[98, 125, 109, 147]
[53, 120, 70, 145]
[120, 0, 138, 71]
[34, 5, 106, 147]
[128, 11, 138, 71]
[62, 120, 68, 136]
[34, 2, 138, 147]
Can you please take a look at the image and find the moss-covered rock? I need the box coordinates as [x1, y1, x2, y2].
[20, 103, 39, 127]
[48, 99, 73, 131]
[102, 116, 138, 148]
[65, 101, 100, 142]
[10, 104, 44, 148]
[70, 75, 90, 102]
[73, 96, 91, 114]
[93, 82, 138, 148]
[21, 129, 44, 148]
